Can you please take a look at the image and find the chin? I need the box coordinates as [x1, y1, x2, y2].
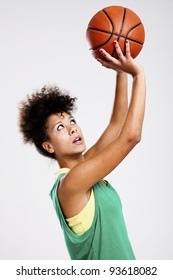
[78, 145, 86, 154]
[75, 145, 86, 156]
[82, 144, 87, 153]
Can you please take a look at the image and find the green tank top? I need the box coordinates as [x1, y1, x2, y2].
[49, 171, 136, 260]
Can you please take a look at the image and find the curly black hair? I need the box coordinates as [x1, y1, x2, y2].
[18, 85, 77, 159]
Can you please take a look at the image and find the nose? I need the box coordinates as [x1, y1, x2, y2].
[70, 126, 77, 135]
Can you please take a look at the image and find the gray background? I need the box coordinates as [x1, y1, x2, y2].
[0, 0, 172, 259]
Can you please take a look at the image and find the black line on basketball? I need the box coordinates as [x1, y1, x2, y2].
[102, 9, 114, 34]
[89, 38, 111, 51]
[89, 33, 142, 51]
[126, 36, 143, 45]
[88, 27, 112, 35]
[88, 9, 115, 52]
[88, 30, 113, 51]
[125, 22, 143, 43]
[88, 27, 111, 35]
[88, 27, 143, 43]
[112, 8, 126, 57]
[102, 9, 117, 57]
[118, 8, 126, 41]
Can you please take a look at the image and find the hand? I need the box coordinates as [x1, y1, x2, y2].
[97, 40, 143, 77]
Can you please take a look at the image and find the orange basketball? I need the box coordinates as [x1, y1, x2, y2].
[86, 6, 145, 60]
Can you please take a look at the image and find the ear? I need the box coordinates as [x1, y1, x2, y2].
[42, 141, 54, 154]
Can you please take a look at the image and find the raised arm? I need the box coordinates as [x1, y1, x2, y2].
[60, 40, 146, 195]
[84, 71, 128, 160]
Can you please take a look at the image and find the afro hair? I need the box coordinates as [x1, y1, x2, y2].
[18, 85, 77, 159]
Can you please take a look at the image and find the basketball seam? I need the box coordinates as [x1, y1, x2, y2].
[99, 9, 115, 54]
[88, 28, 143, 51]
[102, 9, 114, 33]
[125, 22, 143, 40]
[112, 7, 126, 57]
[118, 7, 126, 40]
[102, 8, 120, 57]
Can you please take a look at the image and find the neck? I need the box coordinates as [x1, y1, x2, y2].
[57, 154, 84, 169]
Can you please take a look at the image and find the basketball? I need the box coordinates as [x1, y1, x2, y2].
[86, 6, 145, 60]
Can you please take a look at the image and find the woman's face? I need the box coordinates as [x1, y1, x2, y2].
[43, 112, 86, 161]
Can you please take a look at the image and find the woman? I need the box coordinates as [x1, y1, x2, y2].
[19, 40, 146, 260]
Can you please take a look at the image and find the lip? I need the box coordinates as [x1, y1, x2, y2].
[72, 135, 83, 145]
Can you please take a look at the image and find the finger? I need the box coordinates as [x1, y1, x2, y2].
[125, 40, 131, 58]
[99, 48, 114, 62]
[114, 41, 125, 61]
[96, 57, 111, 69]
[96, 57, 104, 65]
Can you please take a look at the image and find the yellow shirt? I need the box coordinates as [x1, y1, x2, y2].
[55, 168, 95, 235]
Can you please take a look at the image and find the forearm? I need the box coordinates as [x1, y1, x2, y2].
[110, 71, 128, 126]
[84, 72, 128, 160]
[119, 71, 146, 142]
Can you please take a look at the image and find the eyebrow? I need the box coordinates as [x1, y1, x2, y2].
[52, 121, 62, 129]
[51, 115, 74, 130]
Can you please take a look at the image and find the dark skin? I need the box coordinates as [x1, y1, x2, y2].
[43, 41, 146, 218]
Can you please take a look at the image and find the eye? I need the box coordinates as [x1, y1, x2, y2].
[70, 119, 76, 125]
[57, 124, 64, 131]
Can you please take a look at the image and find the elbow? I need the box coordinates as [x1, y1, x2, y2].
[119, 129, 142, 148]
[127, 133, 142, 146]
[134, 135, 141, 145]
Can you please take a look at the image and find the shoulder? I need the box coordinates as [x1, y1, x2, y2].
[50, 168, 70, 200]
[54, 168, 70, 180]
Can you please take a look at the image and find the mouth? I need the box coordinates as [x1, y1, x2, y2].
[73, 136, 83, 145]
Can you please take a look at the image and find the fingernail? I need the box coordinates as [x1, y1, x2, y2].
[99, 49, 103, 53]
[126, 40, 128, 43]
[114, 41, 117, 44]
